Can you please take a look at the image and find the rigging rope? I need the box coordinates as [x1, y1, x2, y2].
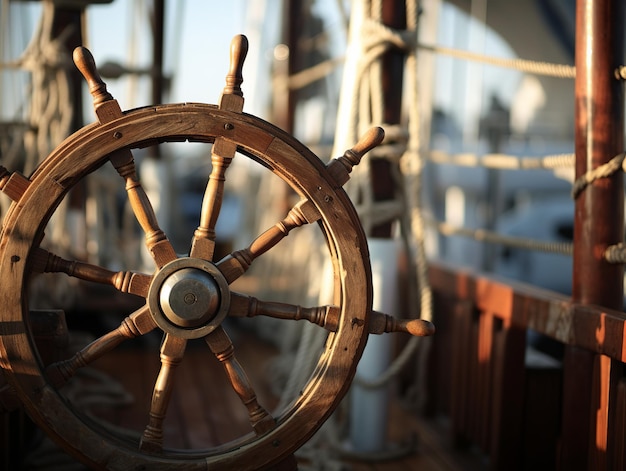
[428, 216, 573, 255]
[571, 152, 626, 199]
[569, 152, 626, 264]
[418, 42, 576, 79]
[605, 243, 626, 264]
[428, 149, 574, 170]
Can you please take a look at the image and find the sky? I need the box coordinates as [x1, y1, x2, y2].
[82, 0, 345, 121]
[86, 0, 250, 112]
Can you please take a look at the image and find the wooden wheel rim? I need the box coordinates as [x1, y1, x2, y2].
[0, 104, 372, 470]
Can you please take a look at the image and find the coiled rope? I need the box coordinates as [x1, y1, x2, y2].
[327, 0, 432, 397]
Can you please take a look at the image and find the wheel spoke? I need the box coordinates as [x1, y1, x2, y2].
[74, 46, 176, 268]
[367, 310, 436, 336]
[217, 199, 321, 283]
[45, 305, 156, 388]
[205, 326, 275, 435]
[32, 248, 151, 297]
[189, 35, 248, 261]
[140, 334, 187, 453]
[229, 293, 436, 337]
[189, 139, 235, 261]
[109, 151, 177, 268]
[229, 292, 339, 332]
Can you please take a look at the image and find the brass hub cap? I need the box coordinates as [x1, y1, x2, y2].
[148, 258, 230, 338]
[159, 267, 220, 327]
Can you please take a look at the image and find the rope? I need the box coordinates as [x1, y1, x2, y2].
[1, 3, 79, 276]
[571, 152, 626, 199]
[253, 8, 578, 96]
[19, 2, 74, 174]
[567, 153, 626, 263]
[418, 42, 576, 78]
[398, 11, 434, 424]
[428, 216, 573, 255]
[354, 334, 422, 390]
[426, 149, 626, 261]
[428, 149, 574, 170]
[334, 0, 434, 395]
[606, 243, 626, 264]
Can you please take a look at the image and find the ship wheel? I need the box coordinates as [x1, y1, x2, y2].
[0, 35, 434, 470]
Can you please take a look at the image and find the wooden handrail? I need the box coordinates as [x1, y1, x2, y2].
[429, 262, 626, 363]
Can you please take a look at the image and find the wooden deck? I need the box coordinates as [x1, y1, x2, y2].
[15, 321, 484, 471]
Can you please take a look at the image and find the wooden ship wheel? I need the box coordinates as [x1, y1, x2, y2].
[0, 35, 434, 470]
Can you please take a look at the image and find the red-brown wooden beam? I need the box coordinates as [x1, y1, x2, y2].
[428, 262, 626, 366]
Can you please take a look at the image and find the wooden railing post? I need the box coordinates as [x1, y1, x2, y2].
[489, 319, 526, 470]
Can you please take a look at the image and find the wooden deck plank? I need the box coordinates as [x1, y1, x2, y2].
[85, 324, 282, 448]
[89, 336, 160, 439]
[184, 341, 253, 445]
[173, 343, 221, 448]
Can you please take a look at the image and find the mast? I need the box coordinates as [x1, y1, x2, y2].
[370, 0, 406, 238]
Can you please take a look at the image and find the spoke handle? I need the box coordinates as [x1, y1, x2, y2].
[223, 34, 248, 97]
[73, 46, 113, 105]
[327, 127, 385, 186]
[219, 35, 248, 111]
[369, 310, 436, 337]
[349, 126, 385, 162]
[74, 46, 124, 123]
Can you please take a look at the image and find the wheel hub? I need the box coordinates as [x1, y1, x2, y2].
[159, 267, 220, 327]
[148, 258, 230, 338]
